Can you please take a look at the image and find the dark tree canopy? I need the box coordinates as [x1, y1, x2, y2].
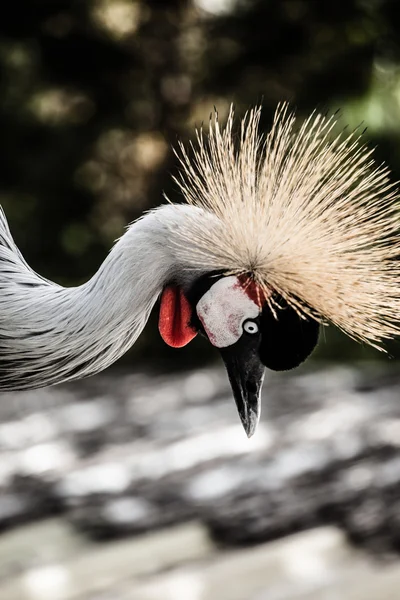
[1, 0, 400, 365]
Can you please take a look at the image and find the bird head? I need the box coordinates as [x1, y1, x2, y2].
[159, 273, 319, 437]
[158, 103, 400, 437]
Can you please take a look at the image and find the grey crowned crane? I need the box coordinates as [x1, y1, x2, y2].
[1, 104, 400, 436]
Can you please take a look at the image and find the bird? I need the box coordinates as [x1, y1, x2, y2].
[1, 103, 400, 437]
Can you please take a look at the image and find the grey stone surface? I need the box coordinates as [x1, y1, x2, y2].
[0, 519, 214, 600]
[2, 521, 397, 600]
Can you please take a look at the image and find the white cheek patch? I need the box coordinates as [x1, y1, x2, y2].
[196, 276, 260, 348]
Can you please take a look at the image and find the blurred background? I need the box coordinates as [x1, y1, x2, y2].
[2, 0, 400, 598]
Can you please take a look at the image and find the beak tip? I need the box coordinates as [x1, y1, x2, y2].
[241, 408, 260, 438]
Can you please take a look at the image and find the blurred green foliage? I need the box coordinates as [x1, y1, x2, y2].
[1, 0, 400, 367]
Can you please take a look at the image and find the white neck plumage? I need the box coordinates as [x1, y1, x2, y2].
[0, 204, 212, 390]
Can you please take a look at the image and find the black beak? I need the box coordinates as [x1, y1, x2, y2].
[219, 345, 265, 438]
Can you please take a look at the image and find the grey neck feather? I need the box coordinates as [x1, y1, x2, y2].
[0, 204, 211, 390]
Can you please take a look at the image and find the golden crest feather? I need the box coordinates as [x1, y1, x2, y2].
[171, 103, 400, 350]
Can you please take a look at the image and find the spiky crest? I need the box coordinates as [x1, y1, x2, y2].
[170, 103, 400, 349]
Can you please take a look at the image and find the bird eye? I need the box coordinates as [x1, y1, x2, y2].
[243, 320, 259, 334]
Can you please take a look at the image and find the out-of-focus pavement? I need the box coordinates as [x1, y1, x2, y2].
[1, 363, 400, 598]
[3, 520, 400, 600]
[2, 520, 400, 600]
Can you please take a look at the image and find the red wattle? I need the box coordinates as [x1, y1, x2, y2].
[159, 286, 197, 348]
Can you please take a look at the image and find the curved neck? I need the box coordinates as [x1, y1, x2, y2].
[0, 205, 194, 390]
[83, 208, 179, 329]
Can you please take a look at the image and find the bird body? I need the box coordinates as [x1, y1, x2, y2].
[1, 103, 400, 435]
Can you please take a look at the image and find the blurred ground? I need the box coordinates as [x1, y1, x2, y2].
[1, 363, 400, 597]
